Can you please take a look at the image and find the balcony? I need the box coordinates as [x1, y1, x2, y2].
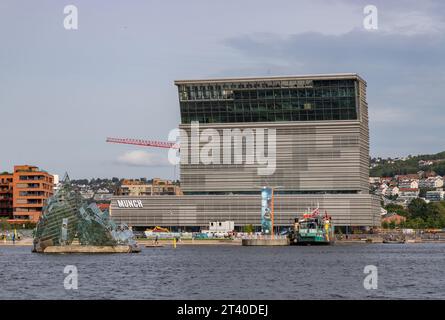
[19, 176, 45, 181]
[20, 184, 41, 189]
[19, 191, 45, 197]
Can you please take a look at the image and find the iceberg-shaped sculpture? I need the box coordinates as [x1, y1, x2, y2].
[33, 174, 138, 253]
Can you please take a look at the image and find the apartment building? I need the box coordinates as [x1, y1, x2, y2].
[117, 178, 182, 196]
[2, 165, 54, 223]
[151, 178, 182, 196]
[0, 173, 13, 218]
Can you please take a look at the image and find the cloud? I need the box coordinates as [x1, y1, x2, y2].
[115, 151, 171, 167]
[224, 29, 445, 71]
[222, 28, 445, 157]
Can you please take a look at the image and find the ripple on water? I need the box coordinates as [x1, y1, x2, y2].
[1, 244, 445, 299]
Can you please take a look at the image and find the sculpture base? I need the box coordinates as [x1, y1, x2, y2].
[35, 245, 141, 254]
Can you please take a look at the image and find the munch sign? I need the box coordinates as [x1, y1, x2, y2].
[117, 200, 144, 208]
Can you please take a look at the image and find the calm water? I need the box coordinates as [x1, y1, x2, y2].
[0, 244, 444, 299]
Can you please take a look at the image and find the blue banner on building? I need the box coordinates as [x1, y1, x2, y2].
[261, 187, 273, 234]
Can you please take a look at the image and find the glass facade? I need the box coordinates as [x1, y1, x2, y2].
[178, 79, 358, 124]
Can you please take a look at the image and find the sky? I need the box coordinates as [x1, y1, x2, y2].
[1, 0, 444, 179]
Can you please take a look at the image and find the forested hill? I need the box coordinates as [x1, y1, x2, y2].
[370, 151, 445, 177]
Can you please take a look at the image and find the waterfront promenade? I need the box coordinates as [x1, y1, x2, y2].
[2, 234, 445, 247]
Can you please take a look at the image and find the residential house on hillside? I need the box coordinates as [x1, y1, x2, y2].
[399, 179, 419, 189]
[425, 191, 445, 202]
[385, 186, 399, 197]
[419, 160, 434, 167]
[396, 174, 420, 181]
[398, 188, 420, 203]
[419, 176, 444, 189]
[369, 177, 381, 184]
[380, 177, 393, 185]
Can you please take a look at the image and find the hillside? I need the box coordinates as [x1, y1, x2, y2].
[370, 151, 445, 177]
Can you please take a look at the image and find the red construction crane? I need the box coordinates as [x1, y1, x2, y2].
[106, 137, 180, 149]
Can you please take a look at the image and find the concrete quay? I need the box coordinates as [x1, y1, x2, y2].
[242, 238, 289, 246]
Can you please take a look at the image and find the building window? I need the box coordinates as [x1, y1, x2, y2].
[180, 79, 359, 124]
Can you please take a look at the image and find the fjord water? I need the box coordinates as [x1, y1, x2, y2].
[1, 244, 444, 299]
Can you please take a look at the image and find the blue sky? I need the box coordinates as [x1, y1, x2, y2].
[1, 0, 444, 179]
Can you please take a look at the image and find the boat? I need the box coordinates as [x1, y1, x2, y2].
[288, 207, 334, 245]
[382, 239, 405, 244]
[382, 233, 406, 244]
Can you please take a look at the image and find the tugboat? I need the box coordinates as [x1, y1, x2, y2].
[289, 207, 335, 245]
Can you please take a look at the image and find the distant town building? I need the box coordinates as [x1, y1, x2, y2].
[396, 174, 420, 181]
[398, 188, 420, 203]
[419, 176, 444, 189]
[425, 190, 445, 202]
[93, 188, 114, 201]
[398, 179, 419, 189]
[53, 174, 61, 193]
[377, 183, 388, 196]
[117, 178, 182, 196]
[419, 160, 434, 167]
[380, 177, 393, 184]
[385, 186, 399, 197]
[117, 179, 152, 196]
[382, 212, 406, 225]
[80, 190, 95, 199]
[425, 171, 437, 178]
[0, 165, 54, 223]
[369, 177, 381, 184]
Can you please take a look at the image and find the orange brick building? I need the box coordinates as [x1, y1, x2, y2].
[0, 165, 54, 223]
[382, 213, 407, 225]
[0, 173, 13, 218]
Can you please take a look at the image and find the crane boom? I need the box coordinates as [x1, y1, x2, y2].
[106, 137, 179, 149]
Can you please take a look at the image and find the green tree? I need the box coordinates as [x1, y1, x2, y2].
[408, 198, 428, 220]
[425, 217, 440, 228]
[243, 224, 255, 233]
[0, 218, 10, 231]
[385, 204, 409, 217]
[406, 217, 425, 229]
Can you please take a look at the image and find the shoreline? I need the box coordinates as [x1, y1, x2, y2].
[2, 238, 445, 247]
